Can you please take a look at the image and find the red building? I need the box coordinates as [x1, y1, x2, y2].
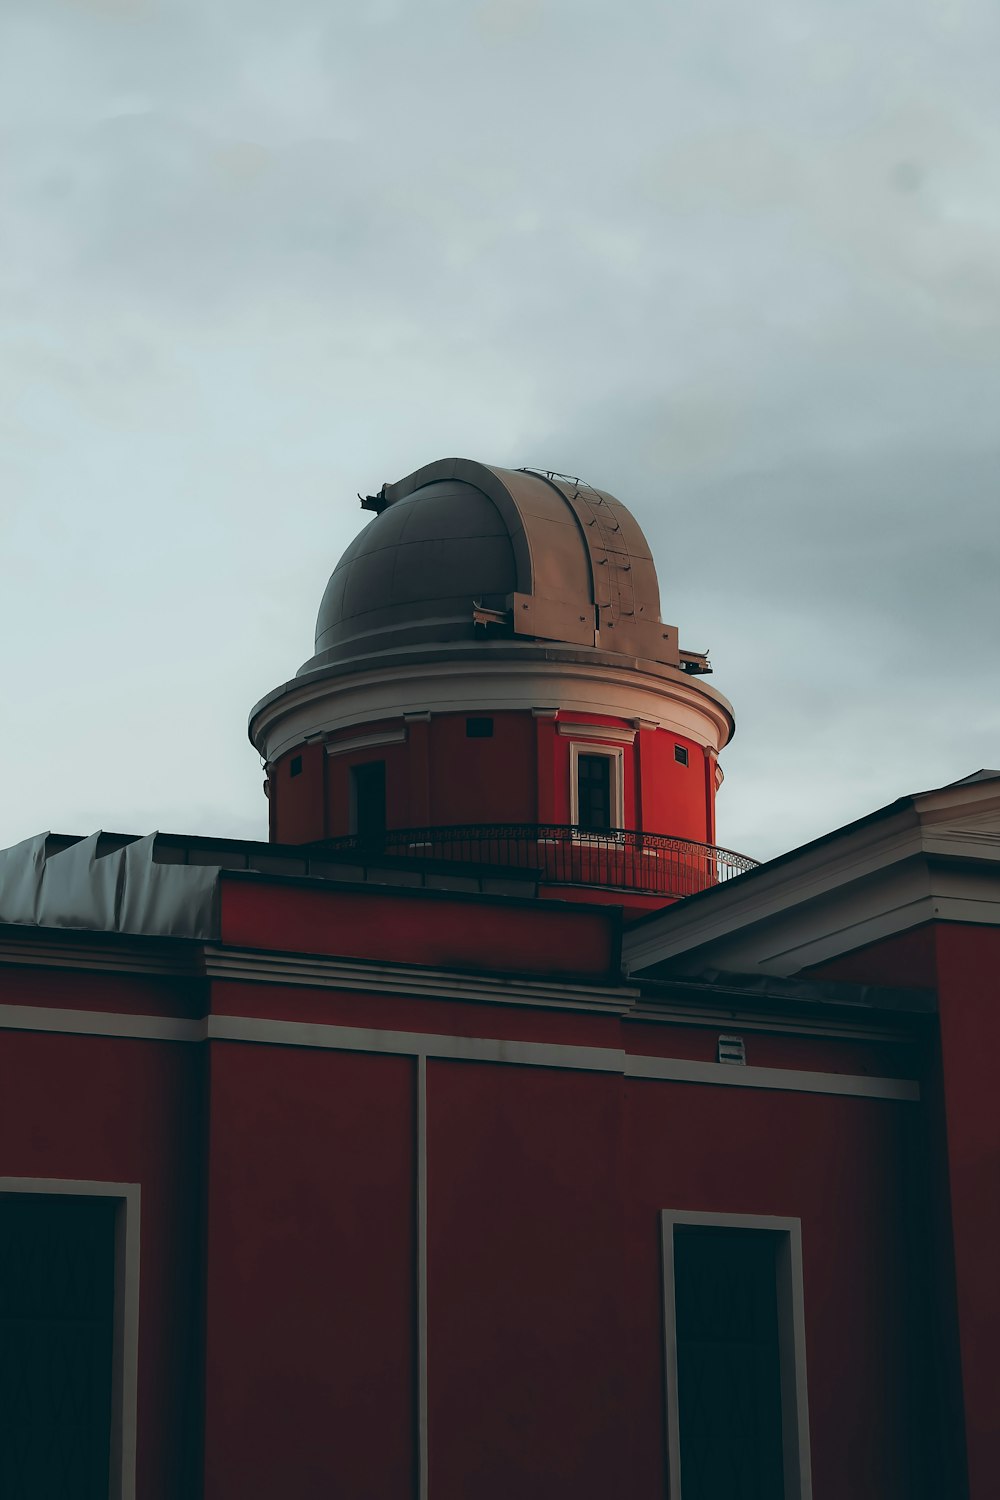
[0, 457, 997, 1499]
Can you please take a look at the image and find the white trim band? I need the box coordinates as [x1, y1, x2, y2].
[0, 1004, 919, 1100]
[626, 1051, 919, 1100]
[557, 723, 636, 744]
[252, 655, 735, 764]
[325, 728, 407, 757]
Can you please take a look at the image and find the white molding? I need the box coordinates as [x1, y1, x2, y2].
[0, 936, 638, 1013]
[627, 1002, 908, 1042]
[202, 947, 640, 1014]
[625, 782, 1000, 980]
[0, 936, 198, 978]
[0, 1006, 919, 1100]
[626, 814, 930, 975]
[0, 1177, 140, 1500]
[0, 1002, 204, 1041]
[661, 1210, 812, 1500]
[325, 728, 407, 757]
[205, 1014, 626, 1071]
[557, 722, 636, 744]
[625, 1052, 918, 1100]
[251, 655, 734, 764]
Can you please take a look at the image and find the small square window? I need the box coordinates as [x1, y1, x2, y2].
[466, 717, 494, 738]
[674, 744, 689, 767]
[290, 755, 303, 777]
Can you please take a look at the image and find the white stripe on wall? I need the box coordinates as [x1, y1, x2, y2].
[0, 1003, 920, 1101]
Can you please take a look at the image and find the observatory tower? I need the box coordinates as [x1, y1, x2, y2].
[249, 457, 750, 911]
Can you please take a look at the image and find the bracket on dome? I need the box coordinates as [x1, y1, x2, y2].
[359, 485, 390, 514]
[472, 601, 511, 630]
[679, 649, 713, 676]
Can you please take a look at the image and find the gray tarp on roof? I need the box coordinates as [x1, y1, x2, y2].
[0, 832, 220, 939]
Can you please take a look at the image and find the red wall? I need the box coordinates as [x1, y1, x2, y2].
[636, 726, 709, 841]
[271, 739, 326, 844]
[426, 1060, 624, 1499]
[202, 1042, 415, 1499]
[623, 1079, 929, 1498]
[268, 710, 715, 847]
[326, 735, 412, 837]
[0, 972, 205, 1498]
[219, 876, 620, 980]
[805, 925, 938, 990]
[0, 944, 936, 1497]
[427, 712, 536, 824]
[422, 1057, 929, 1499]
[933, 923, 1000, 1500]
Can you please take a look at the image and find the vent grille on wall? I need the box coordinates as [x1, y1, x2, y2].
[717, 1035, 746, 1066]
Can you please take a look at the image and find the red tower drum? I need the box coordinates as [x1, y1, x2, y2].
[249, 458, 752, 912]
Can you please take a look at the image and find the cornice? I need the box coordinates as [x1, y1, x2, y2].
[202, 945, 640, 1014]
[0, 927, 635, 1013]
[0, 928, 203, 977]
[250, 652, 735, 764]
[0, 924, 928, 1044]
[626, 792, 1000, 980]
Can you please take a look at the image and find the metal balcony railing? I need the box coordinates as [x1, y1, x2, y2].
[322, 824, 758, 899]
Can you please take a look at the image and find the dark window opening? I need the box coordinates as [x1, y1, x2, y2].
[351, 761, 386, 844]
[466, 717, 494, 738]
[673, 1226, 785, 1500]
[290, 755, 303, 778]
[0, 1193, 117, 1500]
[674, 744, 689, 767]
[577, 753, 614, 834]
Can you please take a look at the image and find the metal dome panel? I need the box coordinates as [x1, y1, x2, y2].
[306, 458, 679, 672]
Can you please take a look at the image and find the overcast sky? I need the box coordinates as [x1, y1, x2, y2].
[2, 0, 998, 862]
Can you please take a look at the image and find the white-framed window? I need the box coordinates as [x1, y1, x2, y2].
[0, 1178, 140, 1500]
[568, 742, 624, 837]
[661, 1209, 812, 1500]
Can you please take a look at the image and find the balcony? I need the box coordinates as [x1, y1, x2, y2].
[322, 824, 758, 900]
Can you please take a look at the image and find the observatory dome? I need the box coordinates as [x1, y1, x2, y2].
[301, 457, 680, 674]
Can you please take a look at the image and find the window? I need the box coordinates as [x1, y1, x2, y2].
[661, 1212, 812, 1500]
[466, 717, 494, 738]
[0, 1182, 140, 1500]
[577, 753, 612, 832]
[674, 744, 689, 767]
[350, 761, 386, 843]
[290, 755, 303, 777]
[570, 744, 624, 836]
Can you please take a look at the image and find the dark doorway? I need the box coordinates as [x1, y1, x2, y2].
[673, 1226, 786, 1499]
[351, 761, 387, 844]
[0, 1193, 117, 1500]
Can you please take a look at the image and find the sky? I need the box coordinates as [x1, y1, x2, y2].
[2, 0, 998, 862]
